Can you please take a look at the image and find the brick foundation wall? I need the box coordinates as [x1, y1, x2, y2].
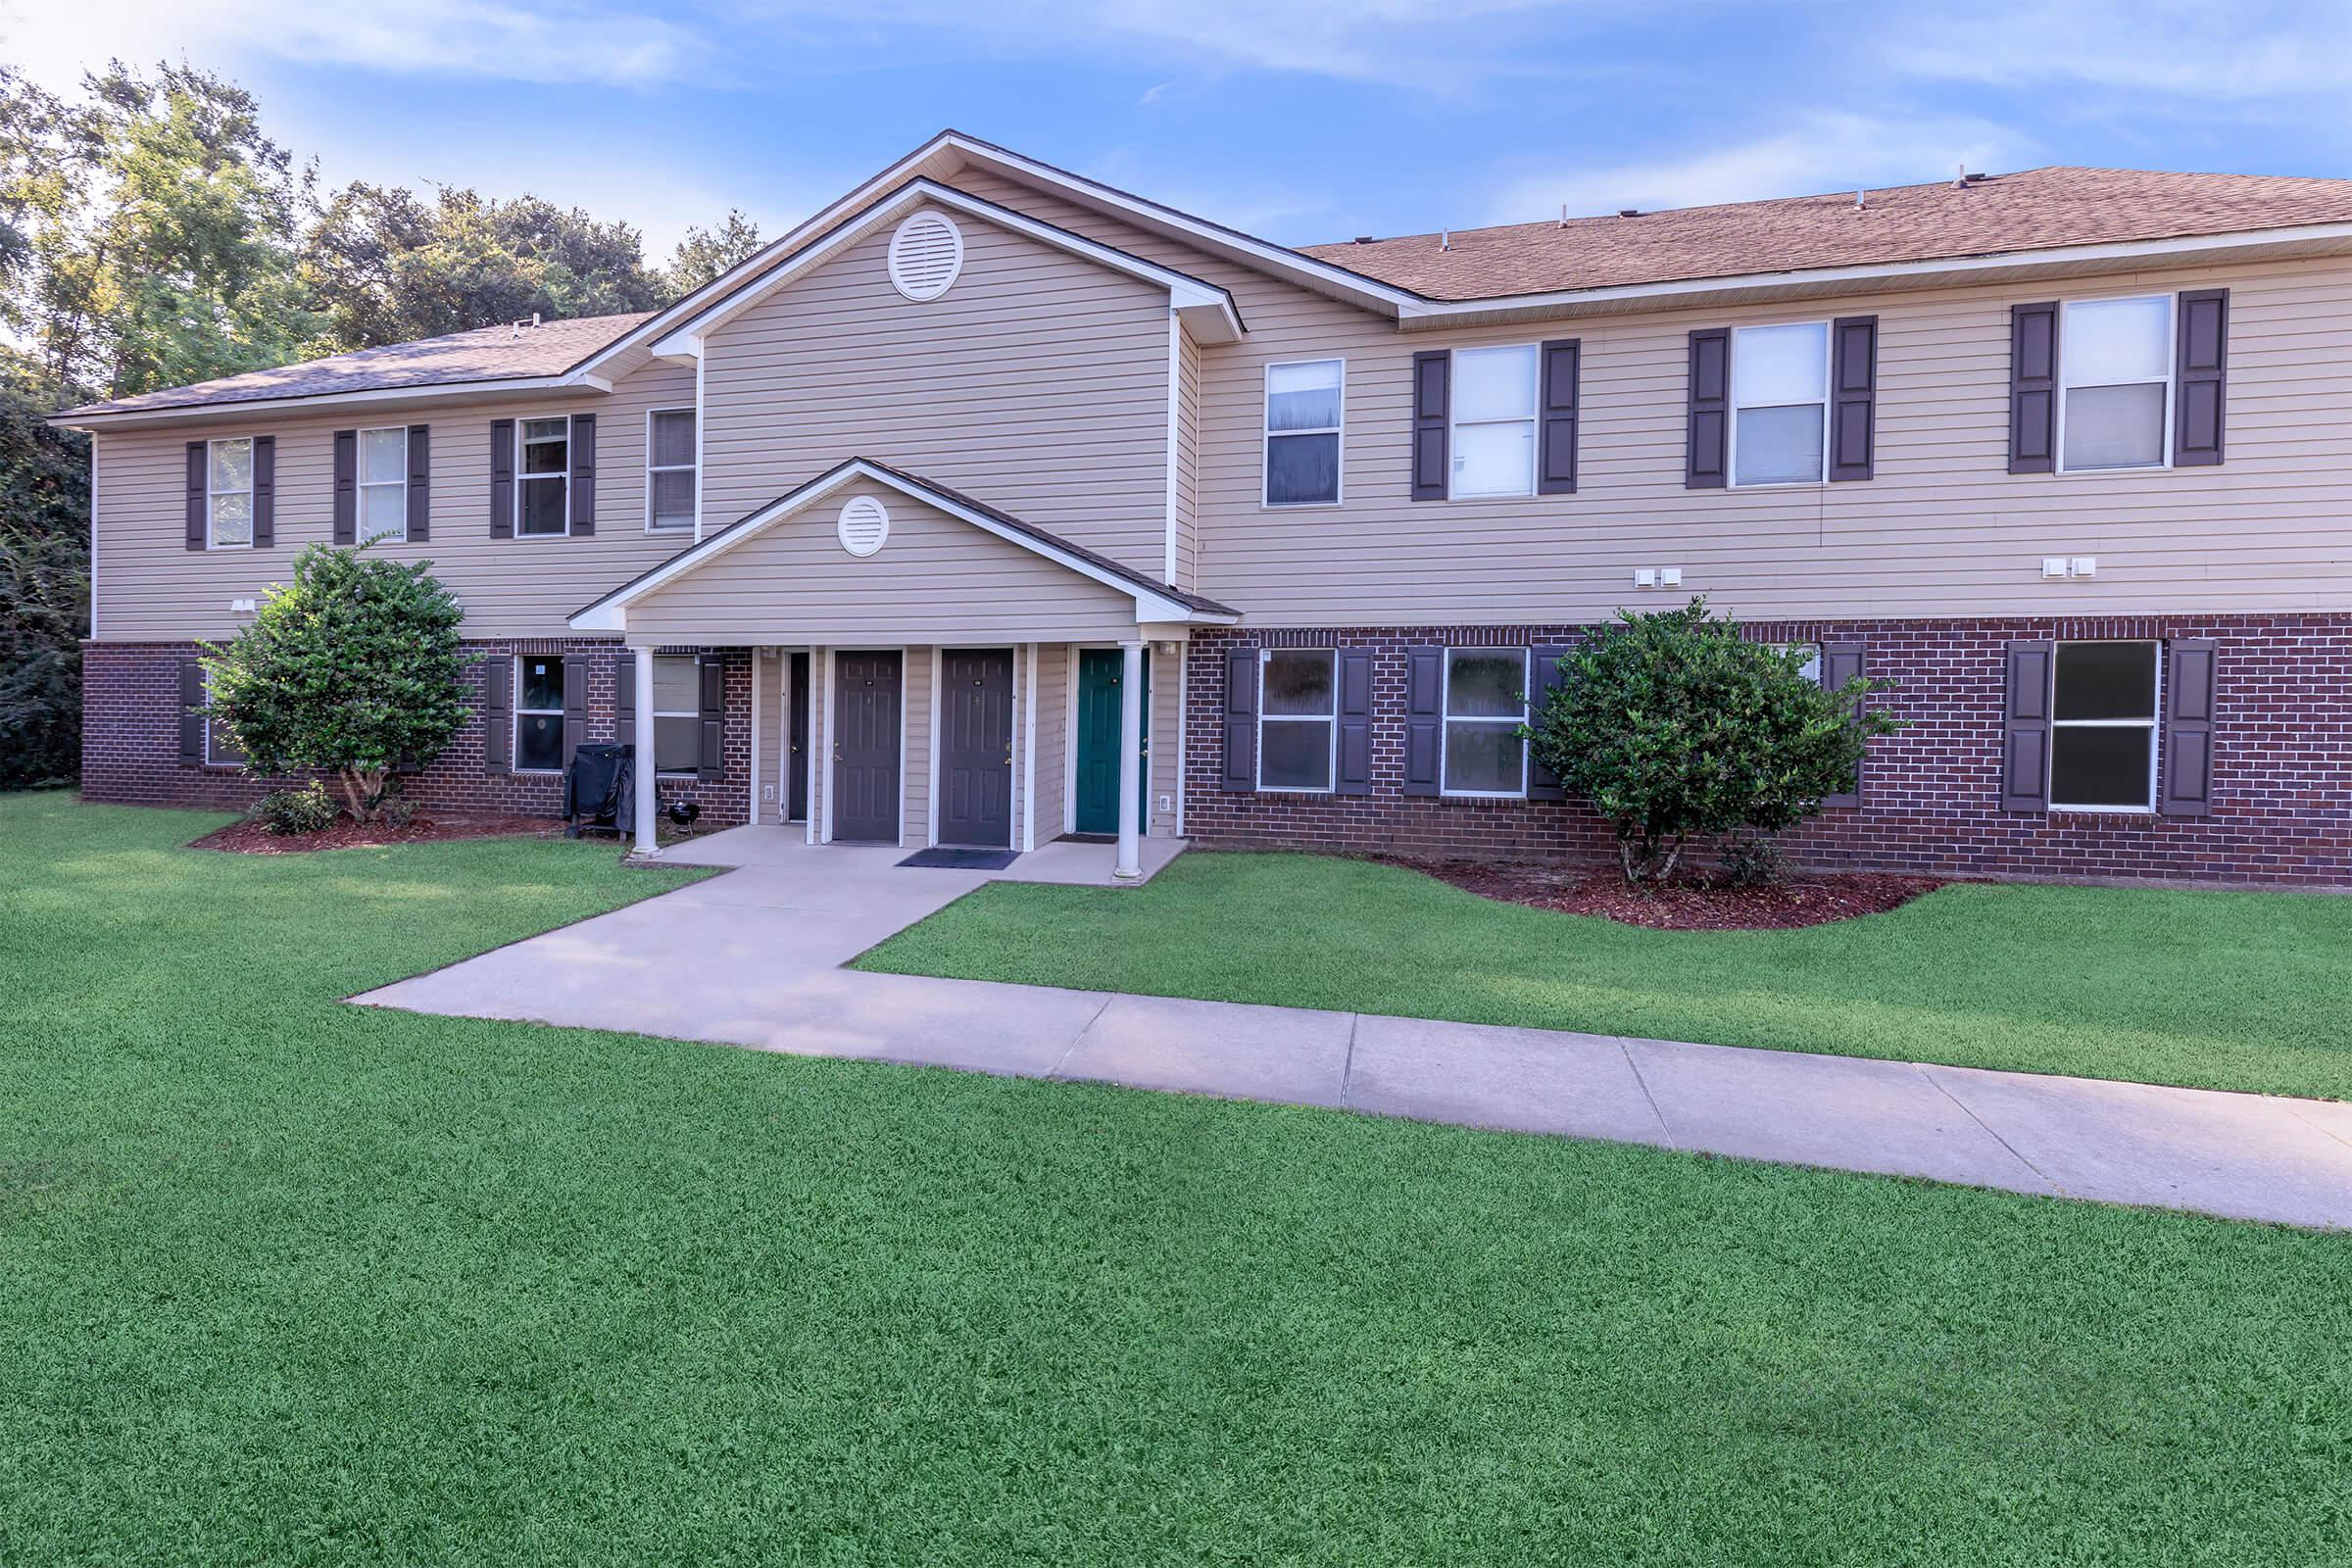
[81, 641, 756, 828]
[1181, 613, 2352, 886]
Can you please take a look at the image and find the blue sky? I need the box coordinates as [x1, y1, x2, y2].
[7, 1, 2352, 258]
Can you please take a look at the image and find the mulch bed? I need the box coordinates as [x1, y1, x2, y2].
[190, 813, 563, 855]
[1396, 858, 1950, 930]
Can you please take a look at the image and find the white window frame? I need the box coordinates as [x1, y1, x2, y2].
[513, 654, 566, 774]
[207, 436, 254, 551]
[1728, 319, 1830, 489]
[646, 407, 697, 532]
[201, 675, 244, 769]
[2047, 639, 2163, 814]
[1446, 344, 1539, 500]
[1261, 358, 1344, 508]
[2055, 293, 2175, 476]
[514, 415, 572, 539]
[357, 425, 409, 544]
[651, 653, 700, 775]
[1440, 646, 1531, 800]
[1256, 647, 1338, 794]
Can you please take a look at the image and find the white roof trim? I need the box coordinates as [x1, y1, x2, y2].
[53, 372, 609, 431]
[568, 459, 1228, 633]
[648, 177, 1243, 355]
[1390, 220, 2352, 325]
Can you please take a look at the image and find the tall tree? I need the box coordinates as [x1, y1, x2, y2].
[301, 182, 667, 353]
[666, 208, 763, 294]
[0, 352, 90, 789]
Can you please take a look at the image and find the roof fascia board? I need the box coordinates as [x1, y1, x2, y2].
[569, 459, 1221, 632]
[53, 372, 608, 431]
[1391, 221, 2352, 327]
[648, 177, 1242, 355]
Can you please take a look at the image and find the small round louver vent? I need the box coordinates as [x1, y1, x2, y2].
[888, 210, 963, 301]
[837, 495, 890, 557]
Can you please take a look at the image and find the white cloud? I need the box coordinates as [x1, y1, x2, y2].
[1481, 111, 2036, 226]
[1889, 0, 2352, 100]
[0, 0, 710, 88]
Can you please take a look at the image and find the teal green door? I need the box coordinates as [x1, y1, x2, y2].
[1073, 648, 1149, 835]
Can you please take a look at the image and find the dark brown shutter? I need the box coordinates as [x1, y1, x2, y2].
[569, 413, 596, 535]
[1686, 328, 1729, 488]
[1335, 647, 1373, 795]
[1537, 338, 1580, 495]
[1402, 646, 1443, 796]
[697, 654, 725, 780]
[250, 435, 275, 546]
[331, 429, 358, 545]
[1528, 645, 1570, 800]
[2000, 641, 2053, 811]
[615, 653, 635, 741]
[1819, 641, 1865, 807]
[561, 658, 588, 770]
[178, 659, 207, 762]
[2175, 289, 2228, 467]
[185, 443, 207, 549]
[1222, 647, 1257, 791]
[480, 657, 511, 774]
[2160, 639, 2217, 817]
[1409, 350, 1449, 501]
[2009, 302, 2058, 474]
[489, 419, 514, 538]
[407, 424, 431, 541]
[1828, 317, 1877, 482]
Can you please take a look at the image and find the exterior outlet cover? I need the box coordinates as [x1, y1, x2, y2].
[2071, 557, 2097, 578]
[761, 784, 776, 801]
[1635, 567, 1657, 588]
[1661, 567, 1683, 587]
[1158, 794, 1172, 811]
[2042, 558, 2070, 579]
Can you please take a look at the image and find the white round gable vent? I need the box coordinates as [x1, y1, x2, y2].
[837, 495, 890, 557]
[888, 210, 964, 301]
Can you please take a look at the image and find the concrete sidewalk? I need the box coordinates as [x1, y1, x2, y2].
[356, 826, 2352, 1231]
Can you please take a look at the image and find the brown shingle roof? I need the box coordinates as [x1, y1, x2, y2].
[1298, 167, 2352, 302]
[59, 312, 653, 417]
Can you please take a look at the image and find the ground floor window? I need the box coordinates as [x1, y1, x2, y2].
[1442, 647, 1528, 797]
[1259, 648, 1336, 791]
[2050, 640, 2160, 809]
[652, 654, 701, 774]
[203, 677, 244, 768]
[515, 655, 565, 772]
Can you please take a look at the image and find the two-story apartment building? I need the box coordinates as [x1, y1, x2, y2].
[61, 133, 2352, 884]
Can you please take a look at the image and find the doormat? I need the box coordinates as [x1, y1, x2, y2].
[898, 847, 1022, 870]
[1056, 832, 1118, 845]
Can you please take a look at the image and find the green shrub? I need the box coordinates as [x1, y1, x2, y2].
[1525, 599, 1899, 884]
[379, 790, 417, 830]
[201, 544, 472, 822]
[251, 780, 336, 836]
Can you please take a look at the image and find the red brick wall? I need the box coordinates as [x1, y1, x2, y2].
[1181, 613, 2352, 886]
[80, 640, 756, 828]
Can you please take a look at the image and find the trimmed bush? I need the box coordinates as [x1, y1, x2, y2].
[251, 781, 336, 836]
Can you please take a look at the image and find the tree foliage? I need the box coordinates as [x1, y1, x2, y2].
[300, 182, 667, 353]
[0, 355, 89, 788]
[201, 545, 473, 821]
[665, 208, 763, 295]
[1525, 599, 1899, 884]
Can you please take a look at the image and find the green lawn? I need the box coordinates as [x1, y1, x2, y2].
[5, 794, 2351, 1566]
[858, 850, 2352, 1102]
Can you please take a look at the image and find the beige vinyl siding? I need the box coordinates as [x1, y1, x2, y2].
[89, 362, 698, 642]
[1173, 329, 1201, 588]
[947, 171, 2352, 622]
[1028, 643, 1068, 849]
[903, 648, 931, 846]
[623, 482, 1141, 645]
[1151, 653, 1180, 838]
[699, 211, 1172, 580]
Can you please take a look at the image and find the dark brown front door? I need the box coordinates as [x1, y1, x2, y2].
[787, 651, 809, 822]
[939, 648, 1014, 847]
[832, 651, 901, 843]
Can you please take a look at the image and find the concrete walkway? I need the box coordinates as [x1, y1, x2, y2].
[356, 825, 2352, 1230]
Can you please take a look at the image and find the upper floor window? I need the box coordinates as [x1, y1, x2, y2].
[1731, 321, 1829, 486]
[648, 408, 696, 531]
[1264, 360, 1342, 506]
[1450, 344, 1538, 498]
[2060, 296, 2172, 472]
[518, 416, 571, 536]
[1442, 647, 1529, 798]
[1257, 648, 1336, 792]
[359, 426, 408, 543]
[208, 437, 253, 548]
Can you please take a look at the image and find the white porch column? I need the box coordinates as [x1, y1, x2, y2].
[632, 645, 660, 857]
[1115, 639, 1145, 881]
